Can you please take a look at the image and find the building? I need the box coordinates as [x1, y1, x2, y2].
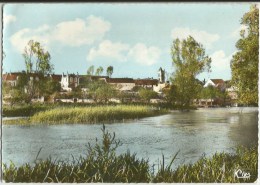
[203, 79, 226, 90]
[106, 78, 135, 91]
[134, 78, 158, 89]
[3, 67, 169, 103]
[2, 72, 20, 86]
[158, 67, 166, 83]
[60, 72, 81, 91]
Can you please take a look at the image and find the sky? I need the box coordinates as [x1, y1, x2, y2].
[2, 3, 253, 81]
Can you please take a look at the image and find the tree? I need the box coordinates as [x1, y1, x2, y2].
[200, 85, 218, 106]
[3, 79, 30, 106]
[139, 88, 158, 103]
[23, 40, 53, 75]
[41, 78, 61, 97]
[106, 66, 113, 77]
[95, 66, 104, 76]
[170, 36, 211, 108]
[87, 65, 95, 75]
[87, 80, 117, 103]
[96, 84, 117, 103]
[230, 4, 259, 105]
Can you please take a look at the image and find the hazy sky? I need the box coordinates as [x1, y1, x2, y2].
[2, 3, 252, 80]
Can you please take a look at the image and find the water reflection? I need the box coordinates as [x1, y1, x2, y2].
[2, 108, 258, 169]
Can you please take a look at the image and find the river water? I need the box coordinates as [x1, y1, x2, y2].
[2, 107, 258, 170]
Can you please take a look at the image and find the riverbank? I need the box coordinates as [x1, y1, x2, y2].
[3, 126, 257, 183]
[3, 105, 168, 125]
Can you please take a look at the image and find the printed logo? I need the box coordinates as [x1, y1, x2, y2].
[234, 169, 250, 179]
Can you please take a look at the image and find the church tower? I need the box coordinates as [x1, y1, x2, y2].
[158, 67, 165, 83]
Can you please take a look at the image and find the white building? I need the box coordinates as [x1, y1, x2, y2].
[60, 72, 80, 91]
[203, 79, 225, 88]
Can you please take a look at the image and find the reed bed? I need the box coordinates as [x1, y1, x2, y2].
[2, 104, 49, 117]
[30, 105, 166, 124]
[2, 125, 257, 183]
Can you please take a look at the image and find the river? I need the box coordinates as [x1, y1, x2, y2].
[2, 107, 258, 170]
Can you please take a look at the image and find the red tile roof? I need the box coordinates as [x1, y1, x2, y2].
[2, 73, 19, 81]
[211, 79, 224, 85]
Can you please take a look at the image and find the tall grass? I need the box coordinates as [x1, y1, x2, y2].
[153, 146, 258, 183]
[30, 105, 166, 124]
[2, 104, 49, 117]
[2, 125, 258, 183]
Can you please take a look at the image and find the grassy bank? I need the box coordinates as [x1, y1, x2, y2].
[3, 105, 167, 125]
[2, 125, 257, 183]
[153, 146, 257, 183]
[30, 105, 167, 124]
[2, 104, 50, 117]
[2, 102, 185, 118]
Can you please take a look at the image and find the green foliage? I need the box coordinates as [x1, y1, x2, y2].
[117, 91, 137, 103]
[231, 4, 259, 105]
[139, 88, 158, 103]
[29, 105, 166, 124]
[23, 40, 53, 75]
[170, 36, 211, 109]
[163, 85, 177, 105]
[87, 80, 118, 103]
[2, 104, 50, 117]
[95, 66, 104, 76]
[3, 88, 28, 106]
[40, 77, 61, 98]
[95, 85, 118, 103]
[87, 65, 95, 75]
[153, 146, 257, 183]
[2, 126, 257, 183]
[106, 66, 113, 77]
[2, 75, 30, 106]
[200, 86, 229, 106]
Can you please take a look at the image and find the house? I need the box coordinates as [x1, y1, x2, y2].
[49, 74, 62, 82]
[225, 80, 238, 107]
[134, 79, 158, 89]
[203, 79, 225, 90]
[105, 78, 135, 91]
[2, 72, 43, 86]
[60, 72, 81, 91]
[2, 72, 20, 86]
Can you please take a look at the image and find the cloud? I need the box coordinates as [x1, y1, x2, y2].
[210, 50, 232, 70]
[206, 50, 234, 80]
[171, 27, 220, 49]
[53, 16, 111, 47]
[10, 15, 111, 53]
[87, 41, 161, 66]
[87, 40, 129, 61]
[10, 25, 52, 53]
[3, 14, 16, 25]
[128, 43, 161, 66]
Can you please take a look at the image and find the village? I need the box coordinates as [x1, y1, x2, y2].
[2, 67, 238, 107]
[2, 3, 258, 183]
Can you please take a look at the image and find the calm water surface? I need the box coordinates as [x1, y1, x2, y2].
[2, 107, 258, 169]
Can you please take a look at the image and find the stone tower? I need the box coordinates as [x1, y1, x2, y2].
[158, 67, 165, 83]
